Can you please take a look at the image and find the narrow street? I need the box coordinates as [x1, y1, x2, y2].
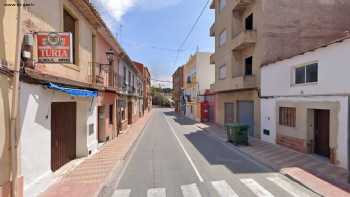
[112, 109, 319, 197]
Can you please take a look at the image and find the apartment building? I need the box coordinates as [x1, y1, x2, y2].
[0, 1, 138, 196]
[172, 66, 184, 113]
[117, 56, 143, 129]
[209, 0, 350, 137]
[261, 35, 350, 170]
[134, 61, 152, 113]
[183, 52, 215, 121]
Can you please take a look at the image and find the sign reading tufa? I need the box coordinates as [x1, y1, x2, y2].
[37, 32, 73, 64]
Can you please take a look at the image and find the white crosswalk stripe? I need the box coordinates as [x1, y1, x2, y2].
[240, 178, 274, 197]
[211, 180, 239, 197]
[147, 188, 166, 197]
[112, 189, 131, 197]
[181, 183, 202, 197]
[267, 176, 311, 197]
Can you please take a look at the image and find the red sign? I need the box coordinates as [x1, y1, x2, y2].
[37, 32, 73, 64]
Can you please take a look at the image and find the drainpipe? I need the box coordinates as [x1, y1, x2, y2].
[10, 0, 23, 196]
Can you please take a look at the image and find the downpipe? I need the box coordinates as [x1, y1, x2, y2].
[10, 0, 23, 196]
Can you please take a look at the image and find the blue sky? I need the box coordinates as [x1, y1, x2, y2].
[92, 0, 214, 88]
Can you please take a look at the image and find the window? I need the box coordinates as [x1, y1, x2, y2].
[279, 107, 296, 127]
[109, 105, 113, 125]
[219, 0, 226, 11]
[132, 74, 135, 88]
[245, 56, 253, 76]
[123, 67, 127, 84]
[219, 30, 227, 47]
[128, 71, 131, 86]
[63, 9, 77, 64]
[245, 14, 253, 31]
[295, 63, 318, 84]
[121, 110, 125, 121]
[218, 64, 226, 80]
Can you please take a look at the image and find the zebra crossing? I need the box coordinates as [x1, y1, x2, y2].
[113, 176, 314, 197]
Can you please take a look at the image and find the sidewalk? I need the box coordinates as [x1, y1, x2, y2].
[40, 111, 153, 197]
[196, 122, 350, 197]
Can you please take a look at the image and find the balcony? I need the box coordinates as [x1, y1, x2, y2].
[231, 30, 257, 51]
[233, 0, 254, 12]
[117, 75, 128, 93]
[211, 75, 257, 92]
[210, 23, 215, 37]
[210, 54, 215, 64]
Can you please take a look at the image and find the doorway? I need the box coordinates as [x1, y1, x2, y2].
[128, 100, 133, 124]
[51, 102, 76, 171]
[238, 101, 254, 136]
[97, 106, 105, 142]
[224, 103, 235, 124]
[314, 109, 330, 158]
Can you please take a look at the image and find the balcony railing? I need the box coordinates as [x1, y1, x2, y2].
[89, 62, 111, 88]
[231, 30, 257, 51]
[117, 74, 127, 92]
[212, 75, 257, 92]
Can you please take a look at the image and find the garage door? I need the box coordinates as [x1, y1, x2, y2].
[238, 101, 254, 137]
[51, 102, 76, 171]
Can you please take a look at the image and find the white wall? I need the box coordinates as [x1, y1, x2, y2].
[20, 82, 98, 190]
[260, 96, 348, 169]
[196, 52, 215, 95]
[260, 98, 277, 144]
[261, 39, 350, 97]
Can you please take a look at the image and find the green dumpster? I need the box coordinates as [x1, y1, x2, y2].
[224, 123, 249, 145]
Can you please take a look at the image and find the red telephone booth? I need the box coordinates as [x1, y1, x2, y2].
[200, 101, 209, 122]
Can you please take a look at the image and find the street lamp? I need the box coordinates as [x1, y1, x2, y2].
[99, 48, 115, 73]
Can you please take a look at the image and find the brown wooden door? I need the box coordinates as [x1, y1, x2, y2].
[128, 101, 133, 124]
[314, 109, 330, 158]
[51, 102, 77, 171]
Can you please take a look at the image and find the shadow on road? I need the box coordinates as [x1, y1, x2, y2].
[163, 111, 275, 174]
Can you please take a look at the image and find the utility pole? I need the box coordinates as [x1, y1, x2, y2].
[10, 0, 23, 196]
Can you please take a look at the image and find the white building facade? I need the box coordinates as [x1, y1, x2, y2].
[261, 36, 350, 169]
[183, 52, 215, 121]
[20, 82, 98, 195]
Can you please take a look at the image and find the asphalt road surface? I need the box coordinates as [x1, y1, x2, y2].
[111, 108, 319, 197]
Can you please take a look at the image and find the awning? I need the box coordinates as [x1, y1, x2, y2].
[47, 82, 97, 97]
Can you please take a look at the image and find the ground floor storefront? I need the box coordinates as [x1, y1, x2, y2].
[19, 82, 99, 195]
[185, 102, 199, 121]
[126, 96, 143, 125]
[117, 95, 128, 132]
[261, 96, 349, 169]
[215, 89, 260, 138]
[97, 91, 117, 142]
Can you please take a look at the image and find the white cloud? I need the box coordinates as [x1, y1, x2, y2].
[136, 0, 182, 11]
[95, 0, 183, 24]
[99, 0, 137, 22]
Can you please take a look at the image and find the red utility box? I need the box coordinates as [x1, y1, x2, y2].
[200, 101, 209, 122]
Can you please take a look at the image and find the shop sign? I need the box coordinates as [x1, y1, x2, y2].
[37, 32, 73, 64]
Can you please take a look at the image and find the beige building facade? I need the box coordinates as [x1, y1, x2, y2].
[210, 0, 350, 137]
[183, 52, 214, 121]
[0, 0, 139, 196]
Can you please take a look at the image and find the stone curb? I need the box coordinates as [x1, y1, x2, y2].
[95, 111, 154, 197]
